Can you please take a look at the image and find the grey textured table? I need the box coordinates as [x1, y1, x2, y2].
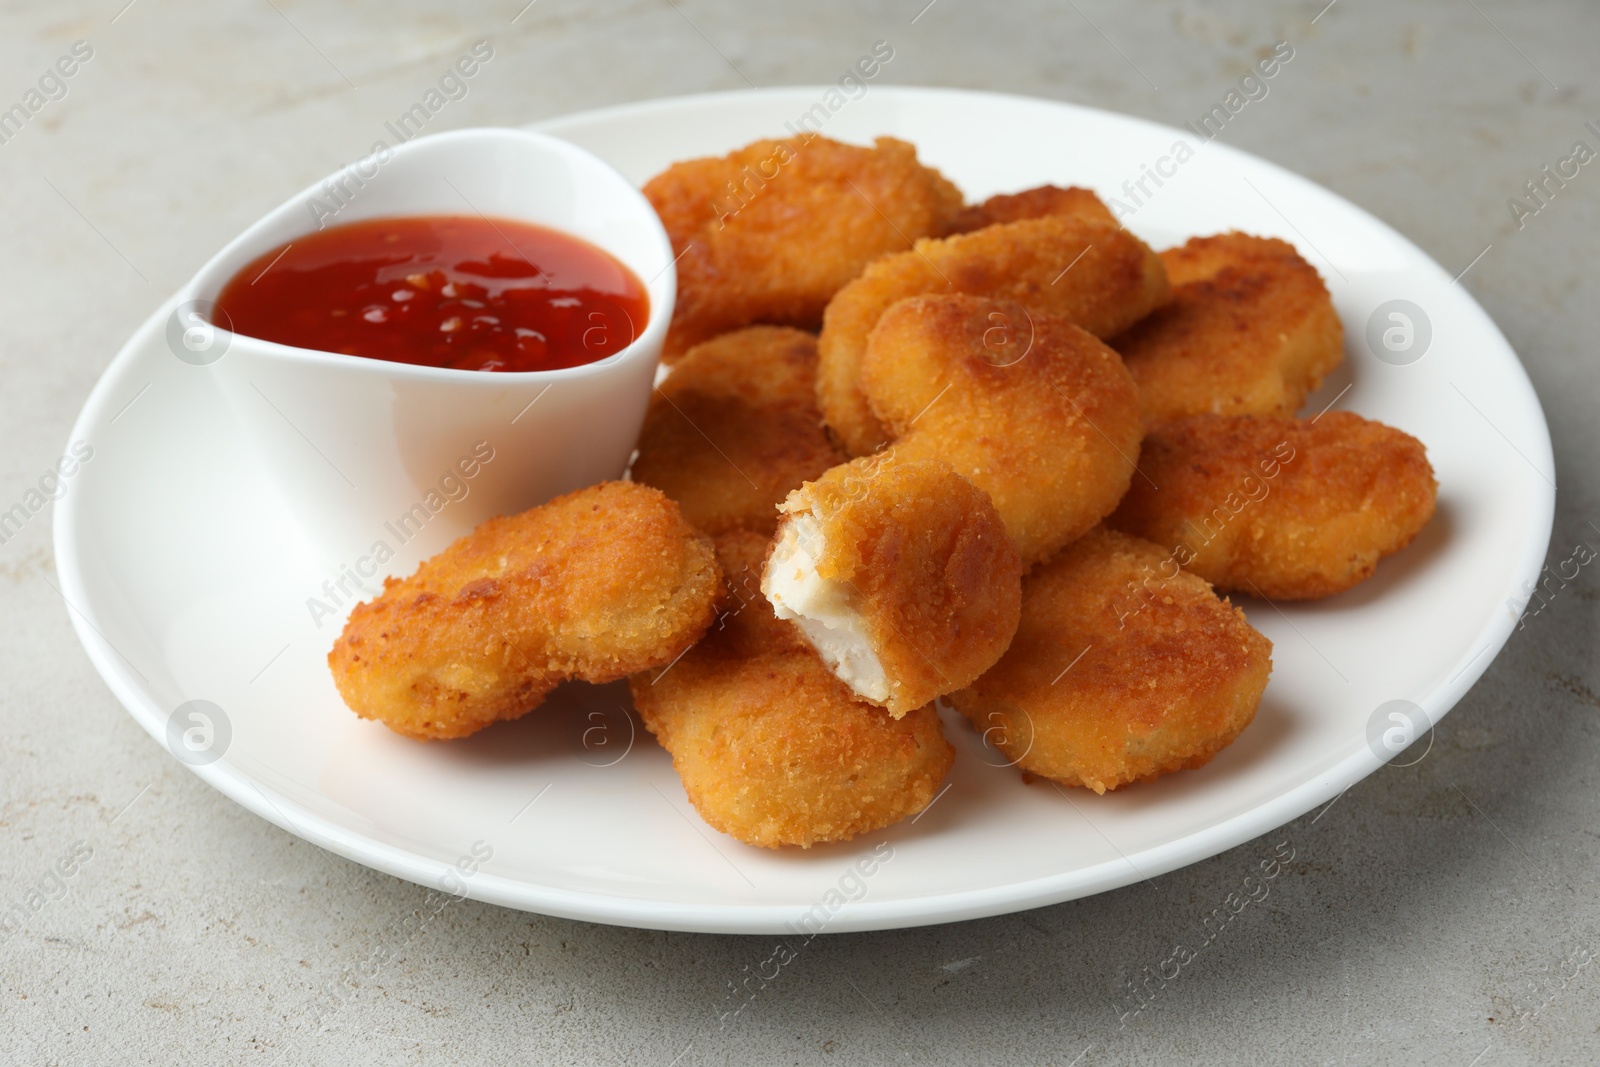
[2, 2, 1596, 1064]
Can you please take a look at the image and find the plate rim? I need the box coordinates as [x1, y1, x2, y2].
[52, 85, 1557, 934]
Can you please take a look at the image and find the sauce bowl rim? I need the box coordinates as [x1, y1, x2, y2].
[181, 125, 675, 385]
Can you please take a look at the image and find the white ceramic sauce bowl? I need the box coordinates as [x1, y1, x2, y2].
[176, 127, 675, 578]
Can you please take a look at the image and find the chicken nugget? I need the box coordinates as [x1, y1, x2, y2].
[633, 530, 955, 849]
[1114, 233, 1343, 424]
[817, 214, 1169, 455]
[329, 482, 721, 740]
[859, 294, 1144, 568]
[951, 528, 1272, 793]
[630, 326, 846, 537]
[947, 184, 1117, 233]
[762, 455, 1022, 717]
[644, 135, 965, 361]
[1109, 412, 1438, 600]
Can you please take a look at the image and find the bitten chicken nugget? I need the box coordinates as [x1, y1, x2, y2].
[951, 528, 1272, 793]
[329, 482, 722, 740]
[947, 184, 1117, 233]
[632, 530, 955, 849]
[644, 135, 965, 361]
[859, 294, 1144, 568]
[762, 455, 1022, 717]
[1114, 233, 1344, 424]
[1109, 413, 1438, 600]
[817, 213, 1168, 455]
[630, 326, 846, 537]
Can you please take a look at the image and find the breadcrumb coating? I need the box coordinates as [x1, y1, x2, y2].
[1109, 412, 1439, 600]
[1114, 233, 1344, 424]
[329, 482, 721, 740]
[817, 213, 1168, 455]
[764, 455, 1022, 717]
[947, 184, 1117, 233]
[951, 528, 1272, 793]
[860, 294, 1145, 568]
[644, 135, 965, 361]
[632, 530, 954, 849]
[630, 326, 846, 537]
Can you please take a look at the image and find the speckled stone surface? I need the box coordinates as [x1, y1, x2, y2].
[2, 2, 1597, 1064]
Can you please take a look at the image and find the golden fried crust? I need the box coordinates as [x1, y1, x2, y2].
[630, 326, 846, 537]
[817, 214, 1169, 455]
[774, 455, 1023, 716]
[703, 528, 811, 659]
[1108, 412, 1439, 600]
[631, 531, 955, 850]
[947, 184, 1117, 233]
[950, 528, 1272, 794]
[644, 135, 965, 361]
[329, 482, 722, 741]
[860, 294, 1144, 568]
[1114, 233, 1344, 425]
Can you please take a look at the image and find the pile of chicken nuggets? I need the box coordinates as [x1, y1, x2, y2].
[328, 134, 1439, 850]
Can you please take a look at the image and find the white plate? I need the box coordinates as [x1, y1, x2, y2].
[55, 87, 1554, 933]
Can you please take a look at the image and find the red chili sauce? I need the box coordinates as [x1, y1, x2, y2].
[214, 215, 649, 372]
